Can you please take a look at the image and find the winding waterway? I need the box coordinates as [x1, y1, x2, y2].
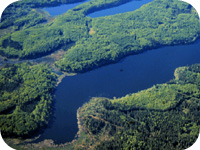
[36, 0, 200, 145]
[35, 40, 200, 144]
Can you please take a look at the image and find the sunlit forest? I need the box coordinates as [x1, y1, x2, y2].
[0, 0, 200, 149]
[77, 64, 200, 149]
[0, 63, 57, 137]
[0, 0, 199, 67]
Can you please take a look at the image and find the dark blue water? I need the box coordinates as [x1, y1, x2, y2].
[44, 0, 89, 16]
[88, 0, 153, 18]
[44, 0, 153, 17]
[36, 40, 200, 144]
[37, 0, 200, 145]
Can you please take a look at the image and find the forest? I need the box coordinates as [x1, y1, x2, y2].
[75, 64, 200, 150]
[0, 0, 90, 58]
[0, 0, 86, 30]
[56, 0, 200, 72]
[0, 0, 199, 70]
[0, 63, 57, 137]
[0, 0, 200, 149]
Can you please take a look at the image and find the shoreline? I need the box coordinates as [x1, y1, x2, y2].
[2, 38, 200, 149]
[3, 100, 85, 149]
[1, 0, 200, 149]
[60, 37, 200, 74]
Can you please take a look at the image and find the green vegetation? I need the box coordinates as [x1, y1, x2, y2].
[0, 63, 57, 137]
[0, 0, 90, 59]
[56, 0, 200, 72]
[1, 3, 46, 31]
[0, 0, 86, 30]
[76, 64, 200, 150]
[0, 0, 199, 69]
[1, 0, 200, 149]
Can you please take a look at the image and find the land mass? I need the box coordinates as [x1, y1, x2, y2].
[0, 63, 57, 138]
[0, 0, 200, 149]
[8, 64, 200, 150]
[74, 64, 200, 150]
[0, 0, 199, 70]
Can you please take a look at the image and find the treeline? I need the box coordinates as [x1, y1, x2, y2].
[0, 0, 86, 30]
[56, 0, 200, 73]
[71, 0, 133, 15]
[0, 12, 90, 59]
[75, 64, 200, 150]
[0, 0, 132, 59]
[0, 1, 91, 59]
[1, 0, 200, 70]
[14, 0, 86, 7]
[0, 3, 46, 30]
[1, 0, 199, 69]
[0, 63, 57, 137]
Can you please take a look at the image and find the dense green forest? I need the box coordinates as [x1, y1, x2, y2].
[0, 63, 57, 137]
[0, 0, 199, 68]
[0, 0, 90, 58]
[1, 0, 200, 149]
[0, 0, 86, 30]
[75, 64, 200, 150]
[56, 0, 200, 72]
[0, 0, 133, 59]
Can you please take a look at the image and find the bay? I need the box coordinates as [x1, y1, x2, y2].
[37, 0, 200, 144]
[36, 40, 200, 144]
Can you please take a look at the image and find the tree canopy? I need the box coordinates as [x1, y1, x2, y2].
[0, 63, 57, 137]
[76, 64, 200, 150]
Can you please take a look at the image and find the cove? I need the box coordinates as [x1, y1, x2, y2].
[35, 40, 200, 144]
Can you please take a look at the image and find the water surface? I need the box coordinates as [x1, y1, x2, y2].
[36, 0, 200, 145]
[88, 0, 153, 17]
[35, 40, 200, 144]
[44, 0, 89, 16]
[44, 0, 153, 17]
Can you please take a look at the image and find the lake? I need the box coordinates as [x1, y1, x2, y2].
[43, 0, 90, 16]
[35, 40, 200, 144]
[88, 0, 153, 18]
[37, 0, 200, 145]
[44, 0, 153, 17]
